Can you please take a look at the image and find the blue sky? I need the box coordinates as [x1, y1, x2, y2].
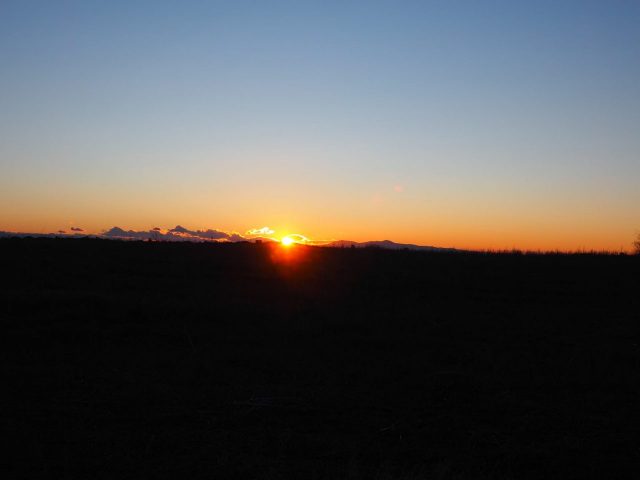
[1, 1, 639, 249]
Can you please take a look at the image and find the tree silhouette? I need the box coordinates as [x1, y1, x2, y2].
[634, 233, 640, 254]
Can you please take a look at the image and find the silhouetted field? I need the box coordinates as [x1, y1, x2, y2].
[3, 238, 640, 479]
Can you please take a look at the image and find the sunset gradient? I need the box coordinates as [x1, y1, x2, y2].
[1, 1, 639, 251]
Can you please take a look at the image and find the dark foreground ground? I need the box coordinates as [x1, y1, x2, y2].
[2, 238, 640, 479]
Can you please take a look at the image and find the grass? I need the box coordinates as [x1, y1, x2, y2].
[2, 238, 640, 479]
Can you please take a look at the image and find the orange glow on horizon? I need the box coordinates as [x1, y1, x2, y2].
[0, 217, 636, 253]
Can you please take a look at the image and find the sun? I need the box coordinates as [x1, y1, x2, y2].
[281, 236, 295, 247]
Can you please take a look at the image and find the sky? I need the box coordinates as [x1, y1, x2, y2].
[1, 0, 639, 251]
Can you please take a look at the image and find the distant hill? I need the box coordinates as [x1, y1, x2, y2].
[0, 230, 91, 239]
[247, 236, 278, 244]
[325, 239, 457, 252]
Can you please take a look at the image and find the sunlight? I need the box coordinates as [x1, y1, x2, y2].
[280, 234, 310, 247]
[281, 236, 295, 247]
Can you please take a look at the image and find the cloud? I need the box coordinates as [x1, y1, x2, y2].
[71, 227, 84, 232]
[246, 226, 275, 236]
[58, 230, 66, 234]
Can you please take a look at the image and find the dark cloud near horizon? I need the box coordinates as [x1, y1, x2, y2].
[58, 230, 66, 234]
[71, 227, 84, 232]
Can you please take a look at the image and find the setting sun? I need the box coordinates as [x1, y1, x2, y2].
[281, 236, 295, 247]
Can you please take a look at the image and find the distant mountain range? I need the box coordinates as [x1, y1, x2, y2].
[325, 239, 457, 252]
[0, 230, 456, 252]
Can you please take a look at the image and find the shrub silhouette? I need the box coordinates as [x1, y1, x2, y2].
[635, 233, 640, 254]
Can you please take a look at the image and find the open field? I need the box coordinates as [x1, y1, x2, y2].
[3, 238, 640, 479]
